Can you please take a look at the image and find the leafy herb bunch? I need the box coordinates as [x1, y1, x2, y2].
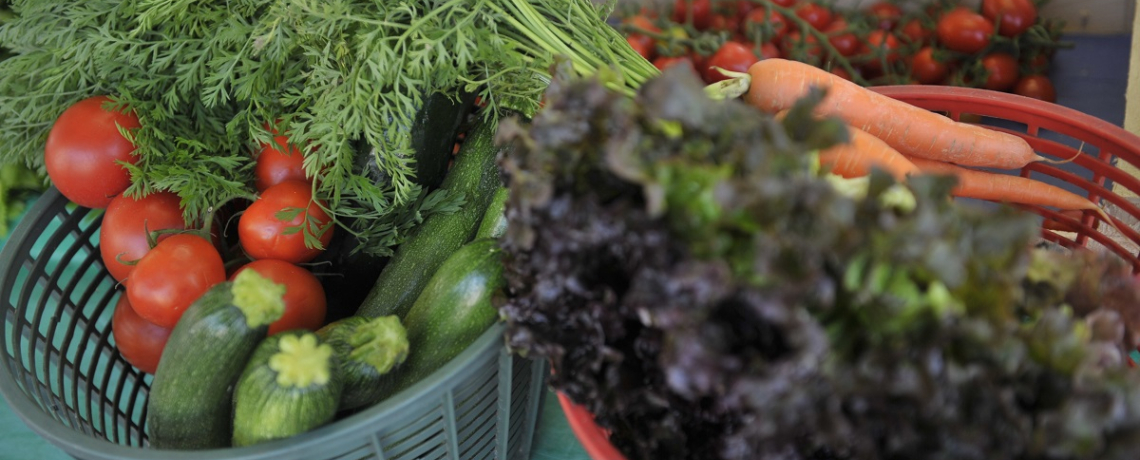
[496, 68, 1140, 460]
[0, 0, 657, 255]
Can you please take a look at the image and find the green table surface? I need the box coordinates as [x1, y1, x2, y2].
[1, 32, 1132, 460]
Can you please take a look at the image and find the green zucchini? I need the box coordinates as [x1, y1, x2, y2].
[356, 115, 508, 319]
[356, 91, 477, 191]
[409, 91, 478, 190]
[232, 331, 343, 447]
[373, 238, 504, 399]
[474, 186, 509, 240]
[316, 315, 409, 411]
[147, 270, 286, 450]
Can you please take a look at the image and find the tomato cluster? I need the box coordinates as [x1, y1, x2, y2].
[45, 99, 333, 374]
[618, 0, 1064, 102]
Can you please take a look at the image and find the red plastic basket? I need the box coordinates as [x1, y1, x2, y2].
[558, 85, 1140, 460]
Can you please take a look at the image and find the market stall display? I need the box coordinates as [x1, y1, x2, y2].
[0, 0, 1137, 459]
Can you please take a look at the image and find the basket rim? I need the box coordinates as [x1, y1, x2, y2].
[0, 187, 514, 460]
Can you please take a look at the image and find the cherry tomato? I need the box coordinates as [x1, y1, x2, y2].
[709, 14, 742, 36]
[255, 135, 309, 192]
[1024, 53, 1050, 74]
[830, 66, 853, 81]
[825, 19, 860, 57]
[781, 31, 824, 64]
[936, 7, 995, 54]
[980, 52, 1019, 91]
[624, 15, 661, 61]
[795, 3, 834, 31]
[908, 46, 951, 85]
[239, 179, 335, 264]
[981, 0, 1038, 37]
[44, 96, 141, 209]
[704, 42, 759, 84]
[769, 0, 795, 6]
[758, 41, 781, 60]
[626, 35, 655, 62]
[735, 0, 755, 17]
[867, 2, 903, 30]
[127, 233, 226, 328]
[900, 18, 934, 45]
[742, 8, 789, 43]
[673, 0, 713, 30]
[1013, 75, 1056, 102]
[100, 191, 187, 283]
[231, 259, 327, 335]
[860, 30, 901, 72]
[112, 294, 173, 375]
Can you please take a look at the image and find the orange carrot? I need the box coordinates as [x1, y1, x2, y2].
[744, 59, 1042, 169]
[774, 109, 918, 181]
[820, 126, 920, 181]
[907, 157, 1102, 213]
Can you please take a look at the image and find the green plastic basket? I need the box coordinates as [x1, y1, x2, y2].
[0, 187, 548, 460]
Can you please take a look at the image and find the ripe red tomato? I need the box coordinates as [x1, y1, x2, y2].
[830, 66, 853, 81]
[255, 135, 309, 192]
[780, 31, 824, 63]
[860, 30, 901, 72]
[112, 294, 173, 375]
[825, 19, 860, 57]
[899, 18, 934, 45]
[1013, 75, 1056, 102]
[127, 233, 226, 328]
[239, 179, 335, 264]
[1024, 53, 1050, 74]
[980, 52, 1019, 91]
[704, 42, 760, 84]
[981, 0, 1037, 37]
[936, 7, 995, 54]
[758, 41, 781, 60]
[769, 0, 795, 6]
[100, 191, 187, 283]
[795, 3, 834, 31]
[709, 14, 742, 35]
[230, 259, 327, 335]
[909, 46, 951, 84]
[673, 0, 713, 30]
[735, 0, 755, 17]
[44, 96, 142, 209]
[742, 8, 789, 43]
[626, 35, 655, 61]
[867, 2, 903, 30]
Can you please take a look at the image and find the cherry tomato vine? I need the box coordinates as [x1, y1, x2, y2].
[616, 0, 1069, 102]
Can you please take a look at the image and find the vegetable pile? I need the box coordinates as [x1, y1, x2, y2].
[0, 0, 649, 448]
[615, 0, 1064, 101]
[496, 67, 1140, 460]
[0, 0, 656, 256]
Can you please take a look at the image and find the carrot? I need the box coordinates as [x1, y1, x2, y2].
[774, 109, 918, 181]
[744, 59, 1043, 169]
[907, 157, 1103, 214]
[819, 126, 920, 181]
